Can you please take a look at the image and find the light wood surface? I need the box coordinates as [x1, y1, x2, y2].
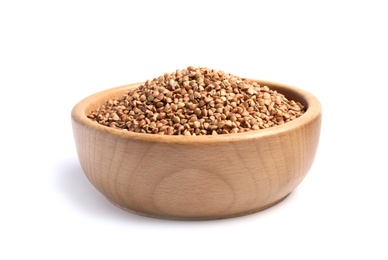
[71, 80, 322, 220]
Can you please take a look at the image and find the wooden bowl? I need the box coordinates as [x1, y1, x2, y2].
[71, 80, 321, 220]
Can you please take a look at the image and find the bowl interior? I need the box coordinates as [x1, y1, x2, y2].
[72, 79, 320, 143]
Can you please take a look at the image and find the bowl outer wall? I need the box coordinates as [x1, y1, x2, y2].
[71, 80, 322, 219]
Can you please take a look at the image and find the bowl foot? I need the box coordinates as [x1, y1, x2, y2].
[105, 193, 291, 221]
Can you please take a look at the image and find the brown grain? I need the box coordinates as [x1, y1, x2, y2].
[88, 66, 305, 135]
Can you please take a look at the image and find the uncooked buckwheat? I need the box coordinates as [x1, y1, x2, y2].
[87, 66, 305, 135]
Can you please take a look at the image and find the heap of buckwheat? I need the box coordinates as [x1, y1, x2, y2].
[88, 66, 305, 135]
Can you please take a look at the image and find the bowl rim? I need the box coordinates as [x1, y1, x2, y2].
[71, 79, 321, 144]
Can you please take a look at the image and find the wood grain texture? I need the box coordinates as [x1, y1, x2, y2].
[71, 80, 322, 220]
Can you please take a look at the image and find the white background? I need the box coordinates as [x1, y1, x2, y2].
[1, 0, 387, 259]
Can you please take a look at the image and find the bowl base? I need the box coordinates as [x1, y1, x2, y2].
[105, 193, 291, 220]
